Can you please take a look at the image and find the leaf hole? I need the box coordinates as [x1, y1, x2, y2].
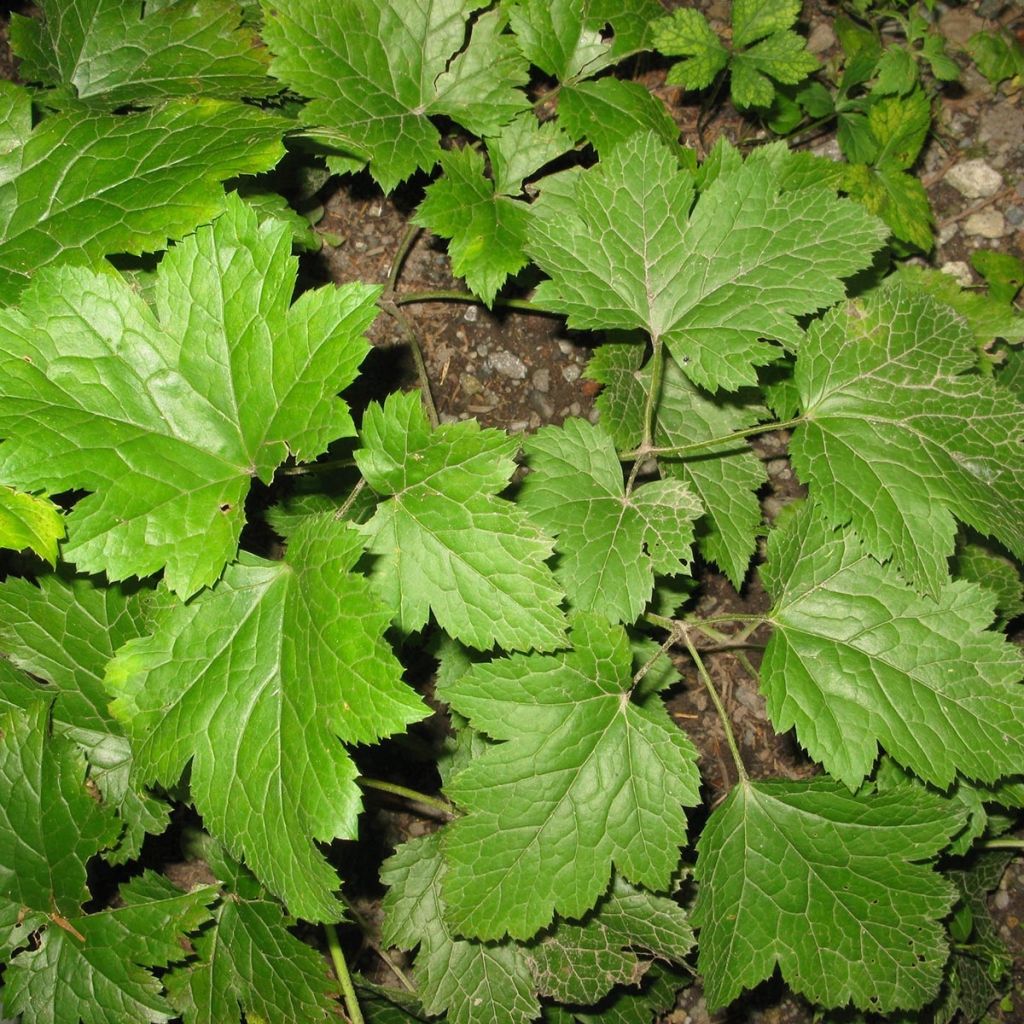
[219, 503, 232, 513]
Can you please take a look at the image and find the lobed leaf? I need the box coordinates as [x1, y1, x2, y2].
[0, 488, 63, 565]
[0, 193, 378, 598]
[439, 615, 700, 939]
[357, 391, 567, 652]
[790, 283, 1024, 595]
[107, 515, 427, 921]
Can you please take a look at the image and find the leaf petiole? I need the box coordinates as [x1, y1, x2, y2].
[357, 777, 455, 817]
[325, 923, 365, 1024]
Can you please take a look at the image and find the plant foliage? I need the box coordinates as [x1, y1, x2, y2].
[0, 2, 1022, 1024]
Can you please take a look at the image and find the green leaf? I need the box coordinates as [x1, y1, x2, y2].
[0, 82, 31, 155]
[10, 0, 274, 107]
[0, 700, 120, 916]
[439, 615, 700, 939]
[761, 503, 1024, 789]
[0, 98, 286, 300]
[507, 0, 663, 83]
[0, 488, 63, 565]
[730, 31, 818, 109]
[842, 162, 934, 250]
[545, 966, 686, 1024]
[528, 133, 886, 391]
[521, 417, 701, 622]
[920, 33, 959, 83]
[166, 844, 338, 1023]
[972, 249, 1024, 306]
[3, 871, 214, 1024]
[382, 833, 540, 1024]
[413, 146, 531, 306]
[731, 0, 802, 49]
[790, 283, 1024, 595]
[953, 536, 1024, 629]
[873, 46, 919, 96]
[653, 10, 728, 91]
[106, 515, 426, 922]
[263, 0, 528, 191]
[558, 78, 682, 155]
[382, 833, 692, 1023]
[356, 390, 567, 653]
[692, 778, 963, 1012]
[487, 112, 574, 197]
[588, 342, 767, 587]
[886, 265, 1024, 347]
[869, 89, 931, 170]
[967, 30, 1024, 87]
[0, 571, 166, 863]
[0, 193, 378, 598]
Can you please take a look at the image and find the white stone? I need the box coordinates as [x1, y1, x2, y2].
[964, 209, 1007, 239]
[945, 159, 1004, 199]
[940, 260, 973, 287]
[807, 22, 835, 54]
[486, 348, 528, 380]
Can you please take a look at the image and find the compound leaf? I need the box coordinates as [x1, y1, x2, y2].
[693, 778, 963, 1011]
[263, 0, 528, 191]
[0, 572, 166, 863]
[0, 488, 63, 565]
[0, 700, 120, 917]
[588, 341, 767, 587]
[0, 98, 286, 300]
[357, 391, 566, 653]
[107, 515, 427, 922]
[0, 193, 378, 598]
[730, 30, 818, 109]
[438, 615, 700, 939]
[761, 503, 1024, 789]
[528, 133, 886, 391]
[653, 10, 728, 91]
[11, 0, 274, 107]
[166, 844, 337, 1023]
[558, 78, 681, 156]
[521, 417, 701, 622]
[3, 871, 214, 1024]
[790, 283, 1024, 596]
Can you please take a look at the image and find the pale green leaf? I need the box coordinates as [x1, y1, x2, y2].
[693, 778, 963, 1011]
[869, 89, 931, 170]
[528, 133, 886, 391]
[0, 98, 286, 300]
[521, 417, 701, 622]
[0, 701, 120, 917]
[4, 871, 214, 1024]
[588, 341, 767, 587]
[439, 615, 700, 939]
[558, 78, 681, 155]
[107, 515, 426, 922]
[0, 193, 378, 598]
[166, 844, 337, 1023]
[790, 283, 1024, 595]
[730, 31, 818, 109]
[0, 571, 167, 863]
[413, 146, 531, 306]
[356, 391, 567, 653]
[732, 0, 802, 48]
[0, 488, 63, 565]
[653, 10, 728, 91]
[263, 0, 528, 191]
[506, 0, 664, 83]
[10, 0, 274, 107]
[761, 503, 1024, 789]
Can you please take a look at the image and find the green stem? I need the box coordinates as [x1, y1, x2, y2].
[680, 628, 748, 782]
[621, 416, 805, 462]
[393, 289, 549, 315]
[326, 923, 365, 1024]
[386, 223, 421, 298]
[632, 630, 678, 688]
[357, 777, 455, 817]
[981, 838, 1024, 850]
[626, 335, 666, 495]
[380, 302, 440, 428]
[280, 457, 355, 476]
[340, 894, 417, 994]
[334, 478, 367, 522]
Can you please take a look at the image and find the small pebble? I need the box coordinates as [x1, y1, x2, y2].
[557, 339, 575, 356]
[940, 260, 973, 287]
[562, 363, 582, 384]
[807, 22, 835, 54]
[937, 222, 959, 245]
[460, 373, 482, 396]
[964, 209, 1007, 239]
[532, 367, 550, 393]
[1006, 206, 1024, 227]
[994, 889, 1011, 910]
[463, 305, 478, 322]
[486, 348, 528, 380]
[945, 159, 1003, 198]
